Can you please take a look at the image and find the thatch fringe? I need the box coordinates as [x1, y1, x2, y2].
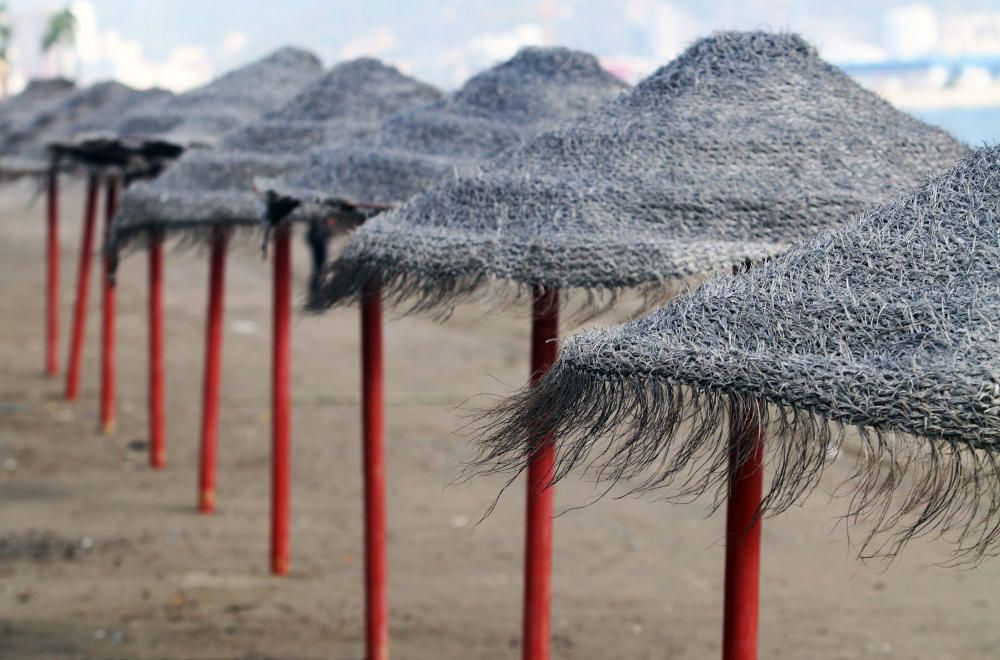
[469, 361, 1000, 564]
[308, 253, 679, 323]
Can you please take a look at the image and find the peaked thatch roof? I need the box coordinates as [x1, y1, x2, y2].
[475, 145, 1000, 562]
[0, 78, 75, 131]
[108, 58, 441, 258]
[57, 46, 323, 173]
[0, 81, 169, 177]
[259, 46, 627, 224]
[309, 32, 967, 315]
[0, 78, 76, 153]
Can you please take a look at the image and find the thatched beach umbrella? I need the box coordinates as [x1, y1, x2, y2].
[113, 56, 442, 252]
[109, 58, 440, 576]
[311, 32, 967, 660]
[0, 77, 75, 106]
[0, 77, 76, 143]
[64, 47, 323, 174]
[261, 46, 628, 263]
[475, 144, 999, 658]
[0, 77, 76, 376]
[1, 81, 169, 176]
[259, 46, 627, 660]
[0, 81, 169, 378]
[53, 47, 322, 439]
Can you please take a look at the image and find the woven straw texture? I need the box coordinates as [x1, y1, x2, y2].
[110, 58, 441, 256]
[261, 46, 627, 225]
[311, 32, 967, 315]
[0, 81, 169, 177]
[64, 46, 322, 171]
[476, 145, 1000, 561]
[0, 78, 76, 140]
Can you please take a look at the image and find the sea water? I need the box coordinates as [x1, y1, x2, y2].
[909, 107, 999, 146]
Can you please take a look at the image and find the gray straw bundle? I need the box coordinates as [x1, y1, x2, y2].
[109, 58, 441, 258]
[476, 145, 1000, 561]
[57, 46, 323, 174]
[0, 81, 168, 177]
[0, 77, 76, 145]
[309, 32, 966, 317]
[259, 46, 628, 228]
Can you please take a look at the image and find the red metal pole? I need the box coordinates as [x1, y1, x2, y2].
[198, 228, 228, 513]
[271, 223, 293, 576]
[45, 168, 60, 377]
[99, 176, 120, 434]
[522, 287, 559, 660]
[148, 237, 166, 469]
[361, 283, 387, 660]
[721, 400, 765, 660]
[65, 173, 101, 401]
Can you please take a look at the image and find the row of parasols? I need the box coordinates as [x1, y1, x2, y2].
[0, 30, 993, 660]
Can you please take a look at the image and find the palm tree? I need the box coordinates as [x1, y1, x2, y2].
[42, 8, 75, 53]
[41, 7, 76, 79]
[0, 3, 13, 98]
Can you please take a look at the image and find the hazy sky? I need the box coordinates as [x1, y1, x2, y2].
[7, 1, 1000, 91]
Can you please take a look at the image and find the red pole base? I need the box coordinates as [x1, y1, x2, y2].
[45, 168, 60, 377]
[198, 228, 228, 513]
[362, 284, 387, 660]
[99, 176, 120, 434]
[148, 238, 166, 469]
[65, 173, 101, 401]
[522, 287, 559, 660]
[270, 224, 293, 576]
[721, 400, 765, 660]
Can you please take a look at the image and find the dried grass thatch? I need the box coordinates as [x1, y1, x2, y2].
[109, 58, 441, 262]
[475, 145, 1000, 562]
[310, 32, 967, 318]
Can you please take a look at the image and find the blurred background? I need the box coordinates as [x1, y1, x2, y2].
[0, 1, 996, 143]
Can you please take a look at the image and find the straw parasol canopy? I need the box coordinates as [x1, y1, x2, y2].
[259, 46, 628, 227]
[309, 31, 967, 315]
[476, 145, 1000, 560]
[0, 78, 76, 138]
[56, 46, 323, 174]
[108, 58, 441, 258]
[0, 81, 169, 177]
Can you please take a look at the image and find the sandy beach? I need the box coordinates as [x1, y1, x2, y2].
[2, 177, 999, 659]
